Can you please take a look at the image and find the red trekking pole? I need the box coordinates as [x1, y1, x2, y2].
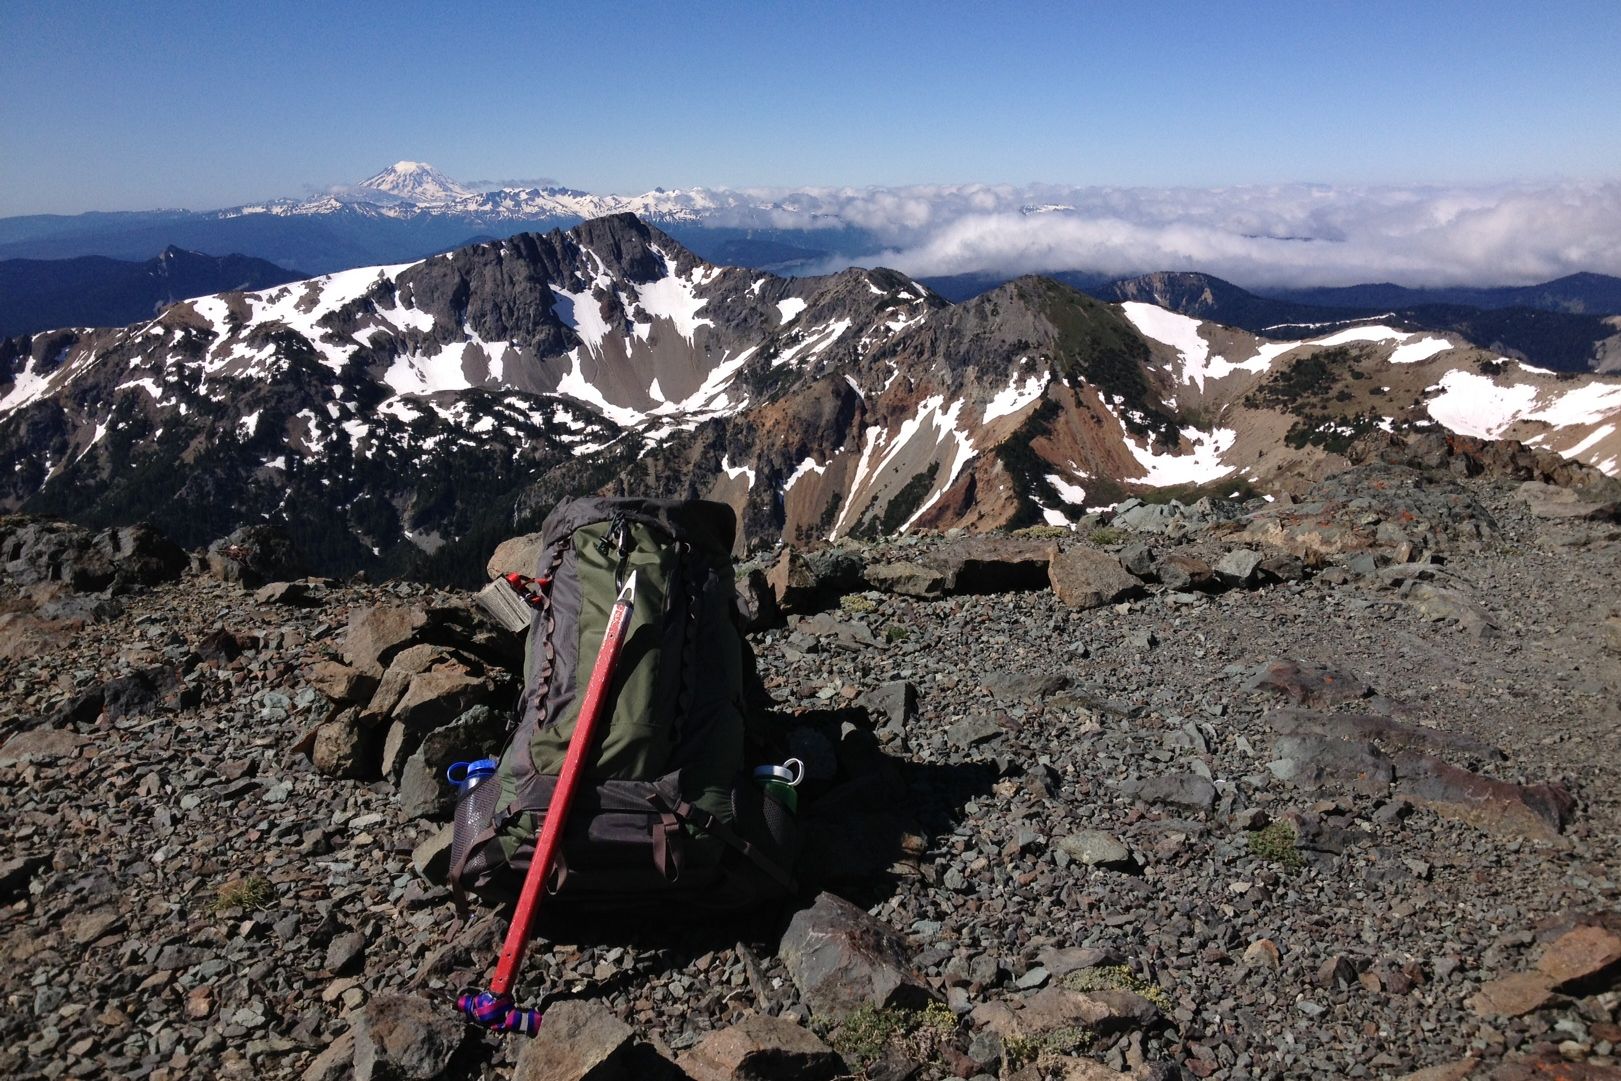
[458, 571, 638, 1036]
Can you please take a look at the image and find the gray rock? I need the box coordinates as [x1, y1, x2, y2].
[857, 680, 918, 741]
[1268, 734, 1395, 797]
[1214, 548, 1265, 586]
[351, 993, 465, 1081]
[1049, 548, 1141, 610]
[1118, 542, 1155, 578]
[411, 825, 456, 882]
[1132, 773, 1216, 812]
[255, 581, 319, 606]
[513, 1000, 635, 1081]
[947, 716, 1004, 749]
[325, 931, 366, 976]
[1112, 501, 1181, 534]
[778, 892, 936, 1021]
[1055, 831, 1134, 870]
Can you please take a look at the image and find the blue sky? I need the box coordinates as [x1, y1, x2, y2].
[3, 0, 1618, 216]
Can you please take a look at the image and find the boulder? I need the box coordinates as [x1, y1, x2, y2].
[1466, 972, 1556, 1018]
[925, 536, 1056, 595]
[96, 522, 188, 589]
[311, 714, 378, 779]
[1049, 548, 1140, 610]
[681, 1015, 844, 1081]
[1111, 501, 1181, 534]
[1214, 548, 1265, 587]
[351, 993, 466, 1081]
[205, 524, 301, 588]
[1268, 734, 1395, 797]
[487, 531, 546, 579]
[1156, 552, 1214, 591]
[734, 566, 781, 630]
[1131, 773, 1215, 813]
[1515, 480, 1621, 521]
[1535, 925, 1621, 991]
[344, 606, 430, 677]
[1393, 751, 1574, 841]
[411, 825, 456, 882]
[767, 548, 865, 613]
[864, 560, 947, 598]
[305, 660, 379, 705]
[392, 667, 495, 732]
[512, 1000, 635, 1081]
[397, 706, 506, 819]
[778, 892, 935, 1021]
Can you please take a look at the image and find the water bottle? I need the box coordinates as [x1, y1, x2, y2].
[447, 758, 498, 794]
[752, 758, 804, 814]
[448, 758, 499, 872]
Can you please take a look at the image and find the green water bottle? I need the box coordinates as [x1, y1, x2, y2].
[752, 758, 804, 813]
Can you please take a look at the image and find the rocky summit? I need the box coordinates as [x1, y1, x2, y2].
[1, 429, 1619, 1081]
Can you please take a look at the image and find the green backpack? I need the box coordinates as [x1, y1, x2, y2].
[449, 496, 798, 909]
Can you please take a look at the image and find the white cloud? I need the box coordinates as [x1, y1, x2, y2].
[701, 180, 1621, 288]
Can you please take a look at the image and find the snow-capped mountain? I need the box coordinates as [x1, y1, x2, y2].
[2, 214, 1617, 579]
[355, 161, 477, 205]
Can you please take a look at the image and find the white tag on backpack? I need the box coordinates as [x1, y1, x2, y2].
[475, 578, 536, 634]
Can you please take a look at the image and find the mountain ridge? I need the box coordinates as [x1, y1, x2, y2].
[0, 247, 304, 338]
[2, 214, 1618, 583]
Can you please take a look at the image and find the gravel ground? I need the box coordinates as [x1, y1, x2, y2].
[1, 474, 1617, 1081]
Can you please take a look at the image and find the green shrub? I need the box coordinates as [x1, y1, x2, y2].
[1247, 822, 1304, 870]
[1089, 527, 1124, 545]
[1013, 524, 1071, 539]
[1062, 964, 1173, 1011]
[830, 1002, 957, 1068]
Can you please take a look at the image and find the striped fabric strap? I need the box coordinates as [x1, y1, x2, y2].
[456, 990, 542, 1037]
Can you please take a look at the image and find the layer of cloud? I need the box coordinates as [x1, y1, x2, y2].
[693, 181, 1621, 288]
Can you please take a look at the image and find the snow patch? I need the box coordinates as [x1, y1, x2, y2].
[982, 369, 1049, 423]
[1045, 473, 1087, 505]
[783, 456, 827, 493]
[1388, 337, 1453, 365]
[720, 455, 756, 490]
[776, 297, 807, 324]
